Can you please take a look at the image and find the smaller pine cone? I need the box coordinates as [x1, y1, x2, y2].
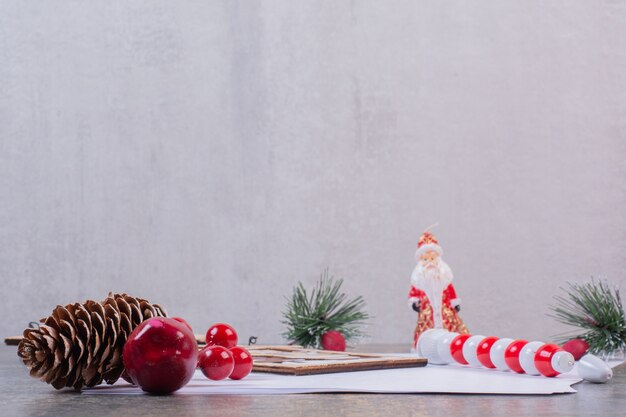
[17, 293, 167, 391]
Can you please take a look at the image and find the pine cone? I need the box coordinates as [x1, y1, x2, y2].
[17, 293, 167, 391]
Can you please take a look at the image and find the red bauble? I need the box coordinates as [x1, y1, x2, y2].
[122, 317, 198, 394]
[172, 317, 194, 333]
[450, 334, 471, 365]
[504, 339, 528, 374]
[321, 331, 346, 351]
[229, 346, 254, 380]
[198, 346, 235, 381]
[476, 336, 499, 368]
[562, 338, 589, 361]
[205, 323, 238, 349]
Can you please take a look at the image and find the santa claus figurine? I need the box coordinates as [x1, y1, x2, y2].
[408, 230, 469, 350]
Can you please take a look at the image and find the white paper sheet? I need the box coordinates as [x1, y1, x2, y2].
[84, 359, 623, 396]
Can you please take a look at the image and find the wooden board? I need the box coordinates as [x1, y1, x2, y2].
[247, 345, 427, 376]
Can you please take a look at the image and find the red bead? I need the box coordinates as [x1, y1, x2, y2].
[450, 334, 471, 365]
[321, 331, 346, 351]
[504, 339, 528, 373]
[198, 346, 235, 381]
[122, 317, 198, 394]
[205, 323, 238, 349]
[476, 336, 499, 368]
[229, 346, 254, 380]
[535, 343, 560, 377]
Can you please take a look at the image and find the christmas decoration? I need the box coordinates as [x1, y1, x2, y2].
[550, 279, 626, 359]
[205, 323, 238, 349]
[562, 338, 590, 361]
[408, 228, 469, 349]
[197, 323, 254, 381]
[229, 346, 254, 380]
[577, 354, 613, 383]
[417, 329, 578, 379]
[321, 330, 347, 351]
[122, 317, 198, 394]
[282, 269, 369, 349]
[198, 345, 235, 381]
[17, 293, 167, 391]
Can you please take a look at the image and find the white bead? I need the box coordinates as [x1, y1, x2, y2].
[551, 351, 575, 374]
[436, 331, 459, 365]
[489, 338, 514, 371]
[519, 341, 544, 375]
[462, 335, 486, 367]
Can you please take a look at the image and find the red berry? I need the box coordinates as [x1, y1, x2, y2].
[321, 331, 346, 351]
[504, 339, 528, 373]
[562, 338, 589, 361]
[449, 334, 471, 365]
[122, 317, 198, 394]
[172, 317, 194, 333]
[476, 336, 499, 368]
[229, 346, 254, 380]
[198, 346, 235, 381]
[205, 323, 238, 348]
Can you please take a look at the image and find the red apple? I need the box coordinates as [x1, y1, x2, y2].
[122, 317, 198, 394]
[205, 323, 238, 348]
[229, 346, 254, 380]
[321, 331, 346, 351]
[198, 346, 234, 381]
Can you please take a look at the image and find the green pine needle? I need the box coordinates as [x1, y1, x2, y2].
[549, 279, 626, 354]
[281, 269, 369, 348]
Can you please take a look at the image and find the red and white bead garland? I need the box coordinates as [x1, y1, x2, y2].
[416, 329, 575, 377]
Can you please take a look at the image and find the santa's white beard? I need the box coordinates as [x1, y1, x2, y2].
[411, 259, 453, 329]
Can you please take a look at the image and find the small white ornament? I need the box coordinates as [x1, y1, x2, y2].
[578, 354, 613, 383]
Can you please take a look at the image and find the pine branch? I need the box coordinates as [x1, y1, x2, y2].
[282, 269, 369, 348]
[548, 279, 626, 354]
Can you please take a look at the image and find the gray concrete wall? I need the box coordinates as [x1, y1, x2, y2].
[1, 1, 625, 345]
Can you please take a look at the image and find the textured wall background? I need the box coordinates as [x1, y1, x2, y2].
[1, 1, 625, 345]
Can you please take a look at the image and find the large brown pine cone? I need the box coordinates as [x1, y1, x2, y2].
[17, 293, 167, 391]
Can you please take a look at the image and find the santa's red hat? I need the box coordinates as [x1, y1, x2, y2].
[415, 231, 443, 259]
